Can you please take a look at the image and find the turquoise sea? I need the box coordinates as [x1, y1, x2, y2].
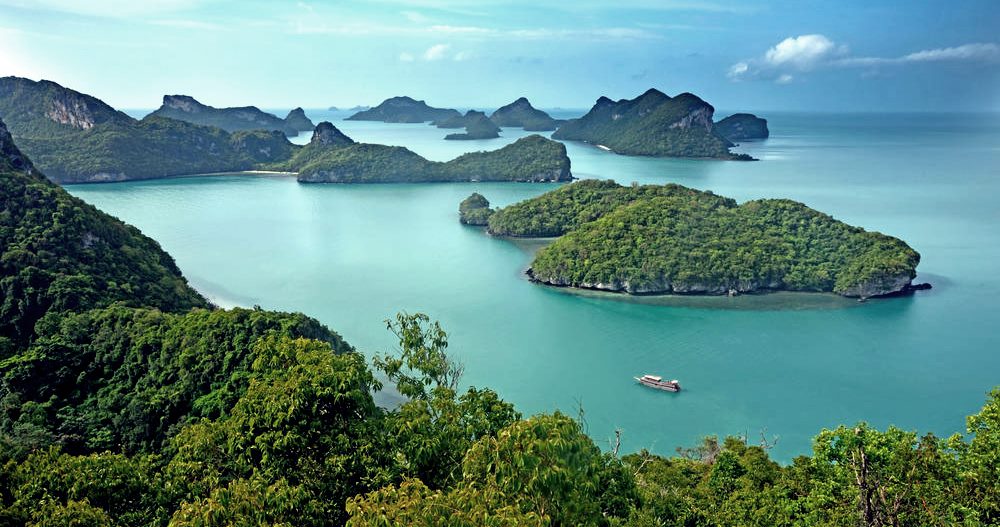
[71, 110, 1000, 460]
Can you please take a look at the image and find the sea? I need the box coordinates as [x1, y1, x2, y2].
[70, 108, 1000, 460]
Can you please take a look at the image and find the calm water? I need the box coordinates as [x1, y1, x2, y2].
[70, 110, 1000, 460]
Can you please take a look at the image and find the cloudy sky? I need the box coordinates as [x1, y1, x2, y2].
[1, 0, 997, 112]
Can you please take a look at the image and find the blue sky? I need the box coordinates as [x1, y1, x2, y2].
[1, 0, 997, 112]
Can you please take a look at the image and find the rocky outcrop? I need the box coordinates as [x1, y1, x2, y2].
[458, 193, 494, 225]
[837, 273, 914, 299]
[310, 121, 355, 147]
[284, 107, 315, 132]
[346, 96, 460, 123]
[715, 113, 769, 142]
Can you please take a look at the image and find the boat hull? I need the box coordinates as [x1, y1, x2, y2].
[635, 377, 681, 392]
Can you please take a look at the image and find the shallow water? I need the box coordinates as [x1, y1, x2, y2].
[69, 110, 1000, 460]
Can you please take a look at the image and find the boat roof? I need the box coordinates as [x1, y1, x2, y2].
[641, 374, 663, 381]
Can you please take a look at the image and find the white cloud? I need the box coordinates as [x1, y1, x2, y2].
[399, 52, 415, 62]
[763, 34, 838, 69]
[149, 19, 225, 30]
[0, 0, 200, 17]
[453, 50, 472, 61]
[400, 10, 429, 23]
[423, 43, 450, 60]
[730, 35, 1000, 83]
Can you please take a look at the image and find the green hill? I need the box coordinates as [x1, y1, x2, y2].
[552, 88, 752, 159]
[485, 180, 920, 298]
[715, 113, 769, 141]
[443, 111, 501, 140]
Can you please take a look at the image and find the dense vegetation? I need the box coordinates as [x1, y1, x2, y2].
[485, 180, 920, 297]
[287, 133, 572, 183]
[0, 131, 209, 349]
[284, 107, 315, 132]
[552, 89, 750, 159]
[487, 179, 730, 237]
[458, 193, 494, 225]
[346, 96, 460, 123]
[0, 126, 995, 526]
[715, 113, 770, 142]
[147, 95, 302, 137]
[490, 97, 560, 131]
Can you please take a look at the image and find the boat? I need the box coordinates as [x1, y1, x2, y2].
[635, 374, 681, 392]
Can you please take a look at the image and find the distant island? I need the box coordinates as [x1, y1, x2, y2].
[273, 123, 570, 183]
[552, 89, 756, 160]
[490, 97, 561, 131]
[472, 179, 924, 299]
[715, 113, 769, 142]
[0, 77, 299, 183]
[443, 111, 501, 140]
[147, 94, 306, 136]
[346, 96, 460, 123]
[283, 107, 316, 132]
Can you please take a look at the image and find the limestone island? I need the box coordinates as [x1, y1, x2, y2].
[0, 77, 299, 183]
[267, 122, 571, 183]
[443, 111, 501, 140]
[715, 113, 769, 142]
[346, 96, 460, 123]
[148, 94, 305, 136]
[490, 97, 562, 131]
[552, 88, 756, 160]
[459, 193, 494, 225]
[471, 179, 926, 299]
[283, 107, 316, 133]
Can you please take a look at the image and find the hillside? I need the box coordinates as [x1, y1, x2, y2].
[0, 117, 209, 349]
[147, 95, 302, 136]
[346, 96, 461, 123]
[552, 88, 751, 159]
[443, 111, 501, 140]
[486, 180, 921, 298]
[715, 113, 769, 141]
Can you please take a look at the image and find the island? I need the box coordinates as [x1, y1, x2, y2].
[552, 88, 755, 160]
[147, 94, 304, 136]
[459, 193, 494, 225]
[715, 113, 769, 142]
[0, 76, 303, 183]
[444, 111, 501, 140]
[346, 96, 460, 123]
[272, 122, 571, 183]
[478, 179, 924, 299]
[490, 97, 561, 131]
[284, 107, 316, 132]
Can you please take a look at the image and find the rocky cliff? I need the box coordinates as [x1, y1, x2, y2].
[490, 97, 560, 131]
[149, 95, 300, 136]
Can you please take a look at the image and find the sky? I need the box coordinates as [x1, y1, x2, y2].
[0, 0, 998, 112]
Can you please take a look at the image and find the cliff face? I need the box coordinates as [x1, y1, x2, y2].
[715, 113, 769, 142]
[0, 77, 131, 134]
[310, 121, 355, 147]
[552, 89, 742, 159]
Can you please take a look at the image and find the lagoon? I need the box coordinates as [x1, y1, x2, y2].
[69, 110, 1000, 460]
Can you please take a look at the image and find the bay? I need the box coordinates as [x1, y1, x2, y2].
[68, 110, 1000, 460]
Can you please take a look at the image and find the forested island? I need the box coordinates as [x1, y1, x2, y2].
[1, 119, 996, 526]
[715, 113, 770, 142]
[475, 179, 924, 298]
[552, 88, 756, 160]
[275, 124, 570, 183]
[346, 96, 461, 123]
[441, 111, 501, 140]
[0, 78, 568, 184]
[147, 95, 308, 136]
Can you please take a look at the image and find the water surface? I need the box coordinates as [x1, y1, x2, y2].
[69, 111, 1000, 460]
